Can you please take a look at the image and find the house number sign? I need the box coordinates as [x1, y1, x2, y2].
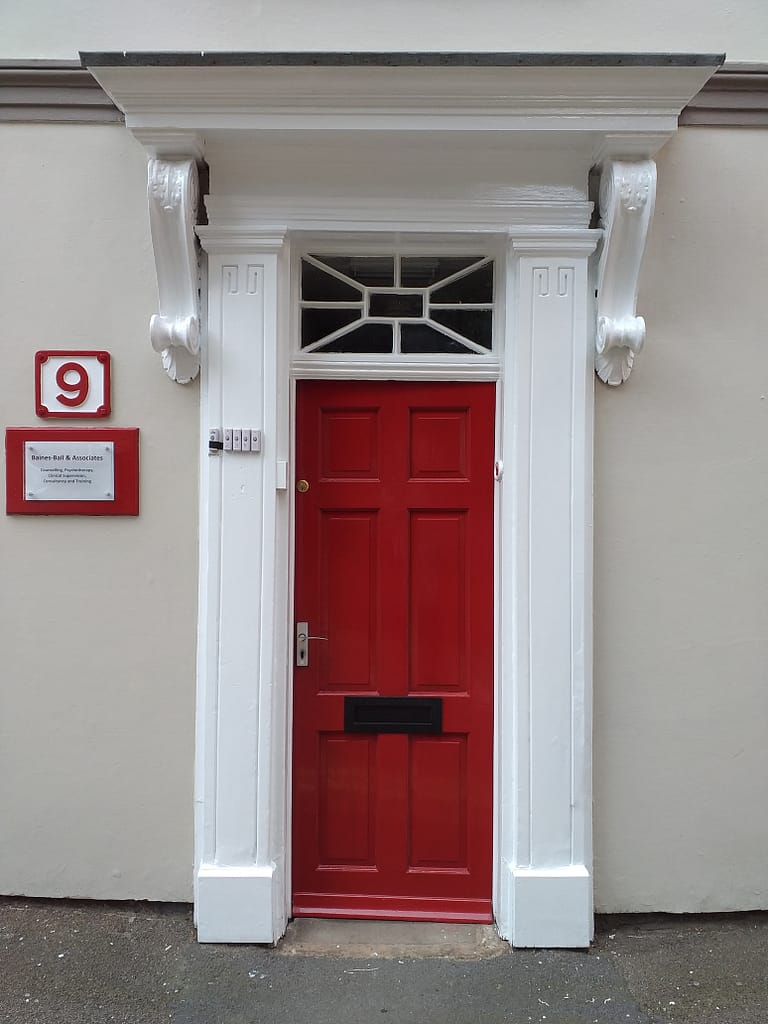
[35, 350, 111, 418]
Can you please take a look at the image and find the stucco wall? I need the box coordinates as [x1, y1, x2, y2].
[0, 0, 765, 63]
[593, 127, 768, 912]
[0, 126, 198, 901]
[2, 118, 767, 915]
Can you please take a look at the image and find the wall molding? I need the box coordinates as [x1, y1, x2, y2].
[680, 65, 768, 127]
[0, 61, 121, 123]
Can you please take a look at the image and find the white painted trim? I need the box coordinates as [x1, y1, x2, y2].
[205, 195, 592, 233]
[507, 866, 593, 948]
[496, 232, 597, 946]
[291, 358, 500, 381]
[595, 160, 657, 386]
[89, 62, 718, 160]
[195, 229, 291, 943]
[195, 202, 598, 946]
[197, 864, 278, 943]
[147, 159, 201, 383]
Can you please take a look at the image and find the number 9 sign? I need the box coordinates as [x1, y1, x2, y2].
[35, 351, 111, 418]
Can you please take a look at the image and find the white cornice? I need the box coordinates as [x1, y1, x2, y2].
[203, 194, 594, 233]
[86, 62, 720, 161]
[196, 225, 287, 254]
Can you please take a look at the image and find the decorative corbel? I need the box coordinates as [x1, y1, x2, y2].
[147, 158, 201, 383]
[595, 159, 656, 386]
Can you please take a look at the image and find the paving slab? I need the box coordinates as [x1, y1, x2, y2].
[0, 898, 766, 1024]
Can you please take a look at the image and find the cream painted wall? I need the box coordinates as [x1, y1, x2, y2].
[2, 119, 767, 914]
[593, 128, 768, 912]
[0, 126, 198, 901]
[0, 0, 764, 64]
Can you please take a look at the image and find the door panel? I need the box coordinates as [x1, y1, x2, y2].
[408, 735, 467, 868]
[293, 380, 494, 922]
[322, 511, 377, 688]
[318, 734, 376, 866]
[409, 511, 467, 690]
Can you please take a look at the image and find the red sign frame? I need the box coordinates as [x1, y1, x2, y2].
[5, 428, 139, 516]
[35, 350, 111, 418]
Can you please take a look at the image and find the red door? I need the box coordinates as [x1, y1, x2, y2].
[292, 380, 495, 922]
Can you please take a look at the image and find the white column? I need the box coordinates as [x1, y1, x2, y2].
[194, 226, 290, 942]
[496, 231, 598, 947]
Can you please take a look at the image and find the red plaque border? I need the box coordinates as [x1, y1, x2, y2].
[5, 427, 139, 516]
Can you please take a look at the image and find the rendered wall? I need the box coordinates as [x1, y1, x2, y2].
[0, 126, 198, 901]
[593, 128, 768, 912]
[0, 0, 765, 63]
[2, 119, 767, 914]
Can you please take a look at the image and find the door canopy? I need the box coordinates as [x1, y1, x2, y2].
[83, 51, 722, 385]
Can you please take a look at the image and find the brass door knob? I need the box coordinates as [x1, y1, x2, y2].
[296, 479, 310, 493]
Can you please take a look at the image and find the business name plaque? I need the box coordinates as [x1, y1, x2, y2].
[5, 428, 139, 516]
[25, 441, 115, 501]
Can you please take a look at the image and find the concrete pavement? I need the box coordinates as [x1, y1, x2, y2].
[1, 898, 766, 1023]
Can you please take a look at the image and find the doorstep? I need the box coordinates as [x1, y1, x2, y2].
[276, 918, 507, 959]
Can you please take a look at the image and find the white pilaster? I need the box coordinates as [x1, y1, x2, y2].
[497, 231, 597, 948]
[194, 224, 290, 943]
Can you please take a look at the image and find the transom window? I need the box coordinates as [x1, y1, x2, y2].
[300, 254, 494, 355]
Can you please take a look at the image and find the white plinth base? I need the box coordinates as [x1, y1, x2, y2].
[196, 864, 284, 944]
[505, 865, 593, 948]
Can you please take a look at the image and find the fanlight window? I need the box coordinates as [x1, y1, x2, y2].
[300, 255, 494, 354]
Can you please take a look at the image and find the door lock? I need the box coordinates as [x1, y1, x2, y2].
[295, 621, 328, 667]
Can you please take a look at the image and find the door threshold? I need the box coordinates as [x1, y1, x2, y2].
[276, 918, 507, 959]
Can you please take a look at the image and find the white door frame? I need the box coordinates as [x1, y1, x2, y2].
[195, 204, 597, 947]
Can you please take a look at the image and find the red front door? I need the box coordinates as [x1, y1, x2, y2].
[292, 380, 495, 922]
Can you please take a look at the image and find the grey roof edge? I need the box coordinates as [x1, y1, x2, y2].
[79, 50, 725, 69]
[0, 59, 82, 69]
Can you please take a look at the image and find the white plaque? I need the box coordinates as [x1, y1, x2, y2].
[24, 441, 115, 501]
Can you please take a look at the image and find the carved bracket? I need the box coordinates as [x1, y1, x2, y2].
[595, 159, 657, 386]
[147, 159, 201, 383]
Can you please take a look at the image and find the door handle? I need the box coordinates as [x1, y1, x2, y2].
[295, 621, 328, 667]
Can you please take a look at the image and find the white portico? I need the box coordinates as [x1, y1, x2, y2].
[83, 51, 722, 947]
